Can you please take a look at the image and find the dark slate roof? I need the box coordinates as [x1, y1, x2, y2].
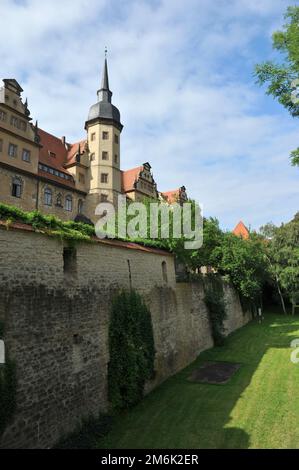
[86, 57, 122, 127]
[87, 101, 121, 122]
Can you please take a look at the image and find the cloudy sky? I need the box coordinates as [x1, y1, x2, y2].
[1, 0, 299, 230]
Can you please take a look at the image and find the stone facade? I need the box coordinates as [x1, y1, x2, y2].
[0, 63, 186, 225]
[0, 225, 250, 448]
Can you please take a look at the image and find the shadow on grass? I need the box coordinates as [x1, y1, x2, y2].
[53, 312, 299, 449]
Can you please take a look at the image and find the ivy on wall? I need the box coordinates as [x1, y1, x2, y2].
[108, 290, 155, 410]
[0, 321, 17, 436]
[204, 275, 227, 346]
[0, 202, 170, 251]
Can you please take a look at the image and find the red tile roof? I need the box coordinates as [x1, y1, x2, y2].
[161, 187, 188, 204]
[37, 128, 86, 188]
[233, 221, 250, 239]
[66, 140, 87, 165]
[121, 166, 144, 192]
[38, 128, 69, 173]
[161, 189, 180, 203]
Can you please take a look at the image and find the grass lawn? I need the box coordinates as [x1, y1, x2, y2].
[98, 313, 299, 449]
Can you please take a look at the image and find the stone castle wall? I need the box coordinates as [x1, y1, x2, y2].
[0, 226, 250, 448]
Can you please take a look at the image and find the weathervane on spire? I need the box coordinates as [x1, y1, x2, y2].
[105, 47, 108, 59]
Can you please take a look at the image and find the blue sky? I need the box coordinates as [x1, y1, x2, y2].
[1, 0, 299, 230]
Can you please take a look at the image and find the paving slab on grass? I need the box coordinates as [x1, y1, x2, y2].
[188, 361, 241, 384]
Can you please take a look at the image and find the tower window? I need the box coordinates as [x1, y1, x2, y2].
[12, 176, 22, 198]
[101, 194, 108, 202]
[8, 143, 18, 158]
[65, 195, 73, 212]
[91, 132, 96, 141]
[102, 151, 108, 160]
[22, 149, 31, 162]
[114, 154, 118, 164]
[90, 153, 95, 161]
[44, 187, 52, 206]
[102, 131, 109, 140]
[101, 173, 108, 184]
[0, 140, 3, 152]
[114, 134, 119, 144]
[79, 173, 85, 184]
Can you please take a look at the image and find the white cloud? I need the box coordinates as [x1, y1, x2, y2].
[0, 0, 297, 229]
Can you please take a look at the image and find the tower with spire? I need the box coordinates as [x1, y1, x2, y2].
[85, 52, 123, 210]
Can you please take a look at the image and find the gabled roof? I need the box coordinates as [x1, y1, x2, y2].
[121, 166, 144, 192]
[66, 140, 87, 165]
[161, 186, 186, 204]
[233, 221, 250, 239]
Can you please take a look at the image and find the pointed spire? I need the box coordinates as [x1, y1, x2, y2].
[101, 57, 109, 90]
[34, 120, 40, 144]
[97, 48, 112, 103]
[24, 97, 30, 117]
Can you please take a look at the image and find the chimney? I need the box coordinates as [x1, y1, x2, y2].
[61, 136, 66, 146]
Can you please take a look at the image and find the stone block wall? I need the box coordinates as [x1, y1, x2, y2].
[0, 226, 250, 448]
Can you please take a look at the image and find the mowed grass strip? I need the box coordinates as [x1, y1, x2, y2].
[98, 314, 299, 449]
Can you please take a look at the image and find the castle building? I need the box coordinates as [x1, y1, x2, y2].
[0, 58, 187, 224]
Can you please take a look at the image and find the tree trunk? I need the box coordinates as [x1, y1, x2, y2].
[276, 276, 287, 315]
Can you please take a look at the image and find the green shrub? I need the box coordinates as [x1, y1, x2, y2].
[108, 290, 155, 410]
[0, 323, 17, 436]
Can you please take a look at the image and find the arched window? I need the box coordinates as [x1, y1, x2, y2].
[78, 199, 83, 214]
[11, 176, 22, 198]
[44, 187, 52, 206]
[162, 261, 168, 284]
[65, 195, 73, 212]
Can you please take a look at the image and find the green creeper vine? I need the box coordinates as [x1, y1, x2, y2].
[108, 290, 155, 410]
[0, 202, 170, 250]
[0, 321, 17, 436]
[204, 275, 227, 346]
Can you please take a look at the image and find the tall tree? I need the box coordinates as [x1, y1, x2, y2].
[211, 233, 269, 303]
[269, 214, 299, 314]
[255, 6, 299, 165]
